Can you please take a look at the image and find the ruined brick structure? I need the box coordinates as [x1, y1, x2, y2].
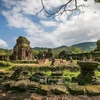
[13, 36, 33, 60]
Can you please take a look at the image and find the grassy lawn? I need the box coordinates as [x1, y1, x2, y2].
[0, 60, 100, 79]
[0, 67, 9, 71]
[95, 71, 100, 78]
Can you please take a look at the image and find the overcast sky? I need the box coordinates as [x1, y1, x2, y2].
[0, 0, 100, 49]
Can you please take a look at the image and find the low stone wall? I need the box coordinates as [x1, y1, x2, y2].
[11, 65, 80, 72]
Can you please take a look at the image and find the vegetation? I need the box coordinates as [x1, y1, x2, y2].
[0, 63, 100, 97]
[95, 71, 100, 78]
[96, 39, 100, 51]
[32, 42, 97, 58]
[72, 42, 96, 51]
[0, 61, 13, 67]
[0, 61, 14, 71]
[0, 49, 12, 55]
[0, 42, 96, 59]
[33, 46, 85, 59]
[44, 71, 52, 77]
[8, 65, 100, 84]
[11, 60, 38, 64]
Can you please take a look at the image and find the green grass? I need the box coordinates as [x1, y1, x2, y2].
[63, 70, 100, 80]
[11, 60, 37, 64]
[95, 70, 100, 78]
[0, 61, 14, 71]
[63, 70, 80, 77]
[0, 60, 100, 78]
[0, 61, 13, 66]
[44, 71, 52, 76]
[62, 70, 80, 85]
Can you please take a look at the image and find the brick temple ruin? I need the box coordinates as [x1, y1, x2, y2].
[12, 36, 33, 60]
[0, 36, 34, 61]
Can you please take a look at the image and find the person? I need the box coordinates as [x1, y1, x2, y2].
[69, 56, 73, 63]
[50, 56, 55, 66]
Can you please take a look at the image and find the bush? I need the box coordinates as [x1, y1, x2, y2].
[95, 71, 100, 78]
[11, 60, 37, 64]
[63, 70, 80, 85]
[0, 61, 13, 67]
[94, 57, 100, 62]
[44, 71, 52, 77]
[63, 76, 72, 85]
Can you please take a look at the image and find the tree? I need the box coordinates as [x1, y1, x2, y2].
[37, 0, 100, 17]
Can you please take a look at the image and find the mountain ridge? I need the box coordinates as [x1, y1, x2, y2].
[33, 42, 96, 51]
[71, 42, 96, 50]
[0, 42, 97, 53]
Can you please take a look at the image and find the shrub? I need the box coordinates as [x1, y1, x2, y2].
[63, 76, 72, 85]
[94, 57, 100, 62]
[0, 61, 13, 67]
[11, 60, 37, 64]
[95, 71, 100, 78]
[63, 70, 80, 85]
[44, 71, 52, 77]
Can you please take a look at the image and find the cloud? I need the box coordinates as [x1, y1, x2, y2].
[1, 0, 100, 48]
[0, 39, 8, 48]
[40, 20, 58, 27]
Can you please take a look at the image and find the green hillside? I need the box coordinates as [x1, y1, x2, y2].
[71, 42, 96, 51]
[0, 48, 12, 55]
[33, 46, 84, 58]
[0, 42, 97, 57]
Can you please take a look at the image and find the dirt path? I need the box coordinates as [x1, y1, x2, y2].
[14, 59, 50, 67]
[0, 69, 7, 72]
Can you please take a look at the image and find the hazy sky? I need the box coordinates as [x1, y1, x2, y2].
[0, 0, 100, 49]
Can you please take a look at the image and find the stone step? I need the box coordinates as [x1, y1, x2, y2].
[27, 87, 37, 92]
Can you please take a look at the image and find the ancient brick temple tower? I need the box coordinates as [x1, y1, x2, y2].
[13, 36, 33, 60]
